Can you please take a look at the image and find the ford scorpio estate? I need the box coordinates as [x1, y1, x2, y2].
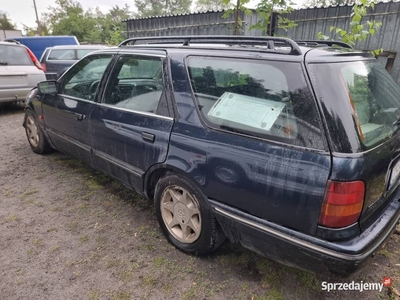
[23, 36, 400, 276]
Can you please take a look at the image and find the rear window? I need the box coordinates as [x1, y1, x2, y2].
[0, 45, 32, 66]
[309, 60, 400, 152]
[187, 56, 326, 149]
[48, 49, 75, 60]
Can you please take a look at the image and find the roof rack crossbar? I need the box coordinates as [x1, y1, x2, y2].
[295, 40, 352, 49]
[119, 35, 302, 55]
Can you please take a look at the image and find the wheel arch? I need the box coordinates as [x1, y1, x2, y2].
[143, 164, 206, 202]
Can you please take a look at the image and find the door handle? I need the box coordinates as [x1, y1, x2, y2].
[142, 132, 155, 143]
[75, 114, 86, 121]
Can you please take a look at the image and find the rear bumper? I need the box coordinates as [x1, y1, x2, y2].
[0, 88, 32, 103]
[210, 195, 400, 276]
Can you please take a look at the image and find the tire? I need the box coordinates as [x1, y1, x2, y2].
[24, 110, 53, 154]
[155, 174, 226, 255]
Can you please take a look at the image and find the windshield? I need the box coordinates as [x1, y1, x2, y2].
[309, 60, 400, 153]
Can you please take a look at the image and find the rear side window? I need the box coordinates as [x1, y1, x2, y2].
[187, 56, 325, 149]
[0, 45, 31, 65]
[309, 60, 400, 153]
[48, 49, 75, 60]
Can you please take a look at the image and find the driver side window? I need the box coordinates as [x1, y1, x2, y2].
[60, 54, 113, 101]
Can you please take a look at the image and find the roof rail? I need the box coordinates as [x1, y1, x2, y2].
[119, 36, 302, 55]
[295, 40, 352, 49]
[3, 39, 20, 45]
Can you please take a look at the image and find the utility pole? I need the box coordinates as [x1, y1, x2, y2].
[33, 0, 41, 35]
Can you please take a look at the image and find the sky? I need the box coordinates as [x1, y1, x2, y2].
[2, 0, 135, 30]
[3, 0, 304, 32]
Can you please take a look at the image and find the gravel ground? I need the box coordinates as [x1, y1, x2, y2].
[1, 103, 399, 300]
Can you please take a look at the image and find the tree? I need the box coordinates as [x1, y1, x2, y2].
[195, 0, 230, 12]
[250, 0, 297, 36]
[21, 23, 49, 36]
[134, 0, 192, 18]
[42, 0, 94, 42]
[0, 11, 16, 30]
[42, 0, 133, 43]
[318, 0, 382, 55]
[222, 0, 252, 35]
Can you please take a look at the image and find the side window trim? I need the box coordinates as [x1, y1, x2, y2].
[185, 55, 326, 150]
[100, 53, 169, 117]
[58, 53, 115, 102]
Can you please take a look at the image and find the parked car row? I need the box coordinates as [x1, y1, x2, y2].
[0, 38, 106, 104]
[40, 45, 109, 80]
[23, 36, 400, 277]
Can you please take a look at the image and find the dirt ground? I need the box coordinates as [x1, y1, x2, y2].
[1, 103, 400, 300]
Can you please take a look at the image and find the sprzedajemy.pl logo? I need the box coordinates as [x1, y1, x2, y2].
[321, 277, 392, 293]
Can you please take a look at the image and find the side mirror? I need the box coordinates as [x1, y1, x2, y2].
[37, 81, 58, 95]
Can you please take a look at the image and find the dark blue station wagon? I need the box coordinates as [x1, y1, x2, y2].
[23, 36, 400, 276]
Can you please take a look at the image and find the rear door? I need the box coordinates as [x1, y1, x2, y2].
[41, 53, 114, 165]
[90, 53, 174, 191]
[307, 59, 400, 229]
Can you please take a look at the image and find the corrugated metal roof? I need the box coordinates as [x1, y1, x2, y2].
[301, 0, 398, 10]
[123, 10, 227, 22]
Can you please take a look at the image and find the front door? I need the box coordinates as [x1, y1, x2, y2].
[90, 54, 174, 191]
[41, 54, 114, 165]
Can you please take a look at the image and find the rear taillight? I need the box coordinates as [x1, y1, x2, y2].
[41, 63, 47, 72]
[319, 180, 365, 228]
[25, 47, 43, 70]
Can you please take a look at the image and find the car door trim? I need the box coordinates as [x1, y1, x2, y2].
[97, 103, 174, 121]
[93, 149, 144, 178]
[46, 128, 91, 152]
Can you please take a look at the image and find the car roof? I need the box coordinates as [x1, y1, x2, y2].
[48, 45, 109, 50]
[115, 36, 373, 63]
[0, 41, 24, 47]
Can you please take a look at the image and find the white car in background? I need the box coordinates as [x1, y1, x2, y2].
[0, 41, 46, 104]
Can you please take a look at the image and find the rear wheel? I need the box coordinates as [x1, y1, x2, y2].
[155, 174, 225, 255]
[24, 110, 52, 154]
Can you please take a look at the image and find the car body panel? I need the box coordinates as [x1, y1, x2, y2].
[0, 42, 46, 103]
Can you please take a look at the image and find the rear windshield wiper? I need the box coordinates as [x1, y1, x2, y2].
[0, 61, 8, 65]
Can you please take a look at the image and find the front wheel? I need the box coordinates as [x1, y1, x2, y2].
[24, 110, 52, 154]
[155, 174, 225, 255]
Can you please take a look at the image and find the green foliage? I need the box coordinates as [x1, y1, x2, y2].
[222, 0, 252, 35]
[318, 0, 382, 55]
[249, 0, 297, 36]
[196, 0, 231, 11]
[0, 11, 16, 30]
[42, 0, 131, 43]
[106, 26, 125, 46]
[134, 0, 192, 18]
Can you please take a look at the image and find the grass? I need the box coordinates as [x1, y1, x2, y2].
[79, 235, 90, 243]
[88, 290, 100, 300]
[50, 245, 60, 252]
[6, 214, 20, 222]
[111, 291, 131, 300]
[19, 189, 39, 199]
[32, 239, 43, 247]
